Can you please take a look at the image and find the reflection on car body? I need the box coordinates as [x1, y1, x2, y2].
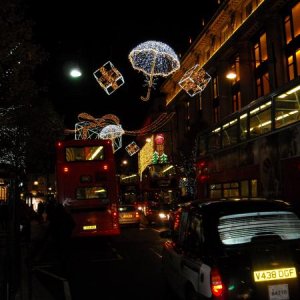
[118, 204, 140, 227]
[161, 199, 300, 299]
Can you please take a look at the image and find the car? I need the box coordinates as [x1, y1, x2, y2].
[145, 203, 171, 225]
[160, 198, 300, 299]
[118, 204, 140, 227]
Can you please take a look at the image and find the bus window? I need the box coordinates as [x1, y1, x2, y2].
[65, 146, 104, 162]
[76, 186, 108, 200]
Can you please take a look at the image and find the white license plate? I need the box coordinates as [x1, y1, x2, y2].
[268, 284, 289, 300]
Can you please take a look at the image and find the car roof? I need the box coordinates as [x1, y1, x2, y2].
[186, 198, 293, 215]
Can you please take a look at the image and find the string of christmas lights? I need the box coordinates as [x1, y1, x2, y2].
[64, 112, 175, 138]
[124, 112, 175, 135]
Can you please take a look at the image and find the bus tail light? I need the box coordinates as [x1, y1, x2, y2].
[211, 267, 224, 298]
[63, 167, 69, 173]
[112, 209, 118, 228]
[103, 164, 108, 171]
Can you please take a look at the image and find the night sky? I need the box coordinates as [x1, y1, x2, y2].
[27, 1, 220, 130]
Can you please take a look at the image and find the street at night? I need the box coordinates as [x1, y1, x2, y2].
[32, 225, 171, 300]
[2, 0, 300, 299]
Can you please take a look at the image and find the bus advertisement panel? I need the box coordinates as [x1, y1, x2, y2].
[55, 139, 120, 237]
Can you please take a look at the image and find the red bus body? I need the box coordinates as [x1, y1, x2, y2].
[55, 139, 120, 237]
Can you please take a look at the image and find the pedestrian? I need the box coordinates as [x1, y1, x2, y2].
[0, 201, 8, 231]
[47, 203, 75, 274]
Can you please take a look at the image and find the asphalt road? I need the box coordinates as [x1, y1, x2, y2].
[33, 224, 174, 300]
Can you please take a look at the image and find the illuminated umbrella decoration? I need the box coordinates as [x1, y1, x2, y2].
[99, 124, 125, 140]
[100, 124, 125, 153]
[129, 41, 180, 101]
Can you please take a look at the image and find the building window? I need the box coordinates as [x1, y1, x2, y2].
[249, 101, 272, 137]
[213, 77, 219, 98]
[285, 2, 300, 42]
[251, 179, 258, 197]
[253, 32, 270, 98]
[241, 180, 249, 197]
[285, 15, 292, 44]
[208, 129, 221, 151]
[284, 2, 300, 81]
[254, 32, 268, 67]
[222, 119, 238, 147]
[256, 73, 270, 98]
[223, 182, 239, 197]
[0, 185, 8, 201]
[212, 76, 220, 123]
[233, 91, 241, 112]
[230, 57, 240, 83]
[275, 84, 300, 129]
[288, 55, 295, 80]
[229, 56, 241, 112]
[209, 183, 222, 199]
[240, 113, 248, 141]
[209, 180, 257, 199]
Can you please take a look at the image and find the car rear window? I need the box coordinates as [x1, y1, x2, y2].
[149, 204, 171, 211]
[119, 206, 136, 212]
[218, 211, 300, 245]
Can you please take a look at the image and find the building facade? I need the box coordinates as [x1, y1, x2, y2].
[160, 0, 300, 205]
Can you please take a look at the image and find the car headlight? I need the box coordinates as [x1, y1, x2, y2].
[159, 213, 168, 219]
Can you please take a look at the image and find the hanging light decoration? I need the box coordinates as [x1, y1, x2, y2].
[69, 111, 176, 139]
[125, 141, 140, 156]
[129, 41, 180, 101]
[99, 124, 125, 140]
[178, 64, 212, 97]
[93, 61, 125, 95]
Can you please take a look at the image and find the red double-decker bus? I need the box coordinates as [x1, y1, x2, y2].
[55, 139, 120, 237]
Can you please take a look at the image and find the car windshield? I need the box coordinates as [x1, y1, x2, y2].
[218, 210, 300, 245]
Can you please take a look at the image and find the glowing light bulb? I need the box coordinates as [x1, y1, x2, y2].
[70, 68, 82, 78]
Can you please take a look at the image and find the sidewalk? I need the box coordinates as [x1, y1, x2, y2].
[31, 273, 58, 300]
[25, 219, 72, 300]
[31, 266, 72, 300]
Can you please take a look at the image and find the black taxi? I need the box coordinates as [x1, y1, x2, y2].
[161, 199, 300, 299]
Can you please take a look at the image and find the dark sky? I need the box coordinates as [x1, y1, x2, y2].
[27, 1, 220, 130]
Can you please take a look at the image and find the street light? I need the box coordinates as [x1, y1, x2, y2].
[226, 71, 237, 80]
[69, 68, 82, 78]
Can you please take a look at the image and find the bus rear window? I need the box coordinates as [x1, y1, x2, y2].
[76, 187, 108, 200]
[66, 146, 104, 161]
[218, 211, 300, 245]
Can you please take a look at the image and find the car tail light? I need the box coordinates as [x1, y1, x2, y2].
[211, 267, 224, 297]
[135, 212, 139, 218]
